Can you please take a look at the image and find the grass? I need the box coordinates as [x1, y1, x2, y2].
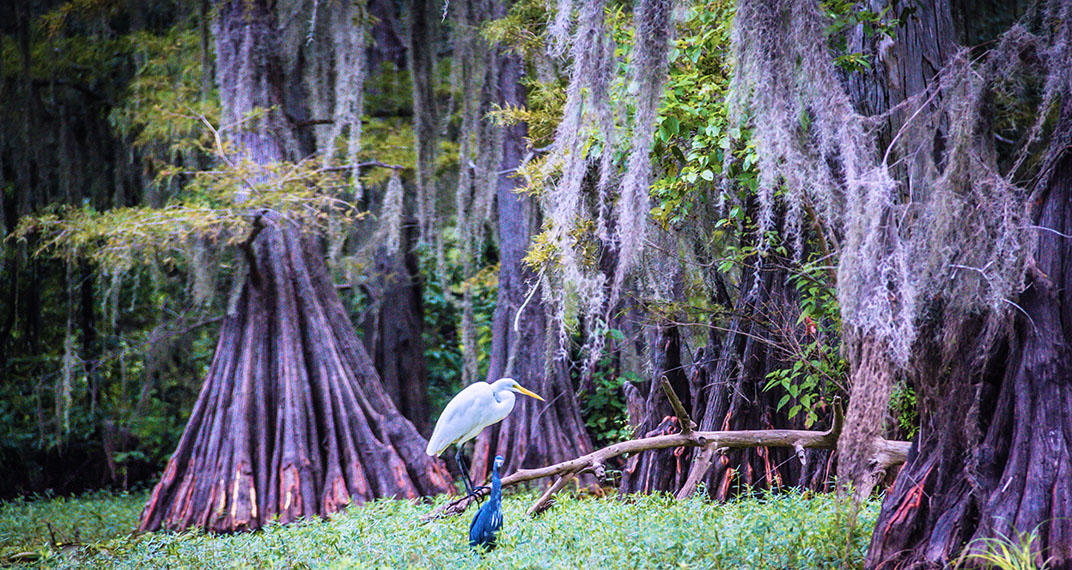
[1, 489, 879, 569]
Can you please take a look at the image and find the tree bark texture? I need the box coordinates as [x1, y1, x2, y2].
[853, 0, 1072, 566]
[866, 99, 1072, 570]
[139, 0, 452, 532]
[619, 323, 694, 494]
[407, 0, 439, 239]
[623, 253, 835, 499]
[140, 224, 452, 532]
[360, 220, 431, 436]
[837, 0, 959, 504]
[470, 46, 594, 482]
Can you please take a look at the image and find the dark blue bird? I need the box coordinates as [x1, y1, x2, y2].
[469, 455, 504, 552]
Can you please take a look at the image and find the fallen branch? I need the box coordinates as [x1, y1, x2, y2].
[422, 399, 910, 520]
[661, 377, 695, 434]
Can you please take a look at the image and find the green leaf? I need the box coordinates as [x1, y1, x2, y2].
[665, 116, 680, 136]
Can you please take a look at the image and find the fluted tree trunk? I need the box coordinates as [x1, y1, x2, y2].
[470, 42, 594, 481]
[138, 0, 451, 533]
[622, 244, 834, 498]
[832, 0, 1072, 566]
[865, 97, 1072, 570]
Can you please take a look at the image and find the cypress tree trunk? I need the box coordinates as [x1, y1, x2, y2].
[837, 0, 959, 503]
[360, 220, 431, 437]
[842, 0, 1072, 565]
[138, 0, 451, 533]
[470, 45, 594, 480]
[619, 322, 693, 494]
[624, 250, 834, 498]
[866, 99, 1072, 570]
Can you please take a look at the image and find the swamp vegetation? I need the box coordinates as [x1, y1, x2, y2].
[1, 0, 1069, 567]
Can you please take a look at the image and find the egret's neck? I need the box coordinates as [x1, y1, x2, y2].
[493, 386, 517, 410]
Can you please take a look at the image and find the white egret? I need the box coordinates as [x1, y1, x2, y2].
[426, 378, 544, 498]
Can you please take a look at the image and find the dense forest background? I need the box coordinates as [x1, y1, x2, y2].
[2, 0, 1070, 567]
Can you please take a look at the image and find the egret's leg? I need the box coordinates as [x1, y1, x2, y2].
[454, 446, 476, 497]
[454, 446, 489, 501]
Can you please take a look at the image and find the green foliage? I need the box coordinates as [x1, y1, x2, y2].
[764, 258, 846, 428]
[420, 248, 499, 417]
[422, 272, 467, 417]
[109, 26, 219, 155]
[483, 0, 567, 148]
[579, 350, 637, 448]
[958, 527, 1050, 570]
[649, 0, 739, 228]
[0, 24, 131, 98]
[363, 62, 413, 119]
[887, 382, 919, 440]
[0, 490, 147, 564]
[820, 0, 903, 72]
[13, 154, 364, 271]
[1, 490, 881, 569]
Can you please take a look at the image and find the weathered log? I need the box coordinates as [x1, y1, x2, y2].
[422, 400, 912, 520]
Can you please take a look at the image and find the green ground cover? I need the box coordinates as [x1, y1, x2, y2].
[1, 489, 878, 569]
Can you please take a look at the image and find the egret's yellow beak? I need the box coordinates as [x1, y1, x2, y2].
[513, 385, 545, 401]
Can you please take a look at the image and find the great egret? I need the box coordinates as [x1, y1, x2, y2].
[469, 455, 504, 552]
[426, 378, 544, 498]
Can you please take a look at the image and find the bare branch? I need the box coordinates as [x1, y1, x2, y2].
[527, 472, 579, 516]
[660, 377, 695, 434]
[422, 400, 909, 520]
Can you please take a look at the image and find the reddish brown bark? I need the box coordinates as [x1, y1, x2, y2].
[469, 39, 594, 482]
[138, 0, 451, 532]
[140, 225, 451, 532]
[865, 100, 1072, 570]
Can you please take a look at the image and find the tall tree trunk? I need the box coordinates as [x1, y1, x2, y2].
[470, 46, 594, 481]
[360, 219, 431, 436]
[621, 204, 834, 498]
[139, 0, 451, 533]
[678, 258, 832, 499]
[847, 0, 1072, 566]
[619, 322, 694, 494]
[838, 0, 959, 502]
[866, 99, 1072, 569]
[407, 0, 438, 240]
[367, 0, 407, 72]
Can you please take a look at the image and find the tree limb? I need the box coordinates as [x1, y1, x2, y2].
[422, 400, 909, 520]
[660, 377, 695, 434]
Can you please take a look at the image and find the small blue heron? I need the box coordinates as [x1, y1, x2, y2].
[469, 455, 504, 552]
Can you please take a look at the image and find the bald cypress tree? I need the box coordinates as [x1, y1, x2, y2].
[726, 0, 1072, 565]
[138, 0, 451, 533]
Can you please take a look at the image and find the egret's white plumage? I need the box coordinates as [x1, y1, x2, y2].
[426, 378, 544, 457]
